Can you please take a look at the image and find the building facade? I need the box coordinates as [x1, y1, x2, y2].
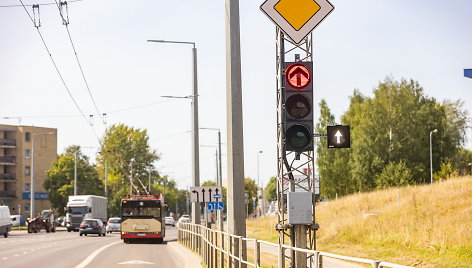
[0, 124, 57, 219]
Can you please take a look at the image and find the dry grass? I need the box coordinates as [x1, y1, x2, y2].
[247, 176, 472, 268]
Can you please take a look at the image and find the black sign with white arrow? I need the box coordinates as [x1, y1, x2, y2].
[327, 125, 350, 148]
[189, 186, 222, 203]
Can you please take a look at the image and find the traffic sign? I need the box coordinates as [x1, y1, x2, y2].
[190, 186, 222, 203]
[261, 0, 334, 44]
[327, 125, 350, 148]
[207, 202, 224, 210]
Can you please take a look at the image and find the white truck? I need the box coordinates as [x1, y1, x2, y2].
[65, 195, 107, 232]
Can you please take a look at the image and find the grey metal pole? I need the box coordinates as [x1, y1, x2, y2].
[218, 130, 223, 231]
[74, 151, 77, 195]
[191, 46, 201, 225]
[148, 168, 151, 193]
[430, 129, 437, 184]
[104, 160, 108, 198]
[226, 0, 246, 266]
[30, 137, 35, 219]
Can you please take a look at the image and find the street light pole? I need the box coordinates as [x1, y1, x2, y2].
[74, 152, 77, 195]
[147, 39, 200, 224]
[200, 127, 223, 230]
[430, 129, 438, 184]
[30, 132, 54, 219]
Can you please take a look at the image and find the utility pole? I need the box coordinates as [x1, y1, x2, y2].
[226, 0, 246, 266]
[74, 151, 77, 195]
[104, 160, 108, 198]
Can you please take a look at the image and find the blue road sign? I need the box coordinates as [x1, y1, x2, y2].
[208, 202, 224, 210]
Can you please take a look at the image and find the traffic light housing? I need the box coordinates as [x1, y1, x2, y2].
[283, 62, 313, 152]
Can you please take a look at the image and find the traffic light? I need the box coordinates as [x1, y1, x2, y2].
[283, 62, 313, 152]
[327, 125, 350, 148]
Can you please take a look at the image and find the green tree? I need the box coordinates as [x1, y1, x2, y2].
[265, 177, 277, 202]
[97, 124, 159, 216]
[315, 99, 353, 198]
[44, 146, 103, 213]
[375, 161, 413, 188]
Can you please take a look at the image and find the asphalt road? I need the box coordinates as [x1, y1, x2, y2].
[0, 226, 201, 268]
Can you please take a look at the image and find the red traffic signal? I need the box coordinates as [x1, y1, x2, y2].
[285, 63, 311, 89]
[283, 61, 313, 152]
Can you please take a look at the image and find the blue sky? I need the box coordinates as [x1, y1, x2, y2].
[1, 0, 471, 189]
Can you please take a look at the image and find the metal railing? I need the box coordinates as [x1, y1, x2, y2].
[0, 173, 16, 181]
[177, 222, 414, 268]
[0, 156, 16, 164]
[0, 139, 16, 147]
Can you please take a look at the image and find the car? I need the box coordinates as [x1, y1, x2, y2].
[106, 217, 121, 233]
[55, 216, 64, 227]
[79, 219, 106, 237]
[10, 215, 24, 227]
[164, 216, 175, 227]
[177, 215, 191, 227]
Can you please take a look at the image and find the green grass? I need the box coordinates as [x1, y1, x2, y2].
[247, 176, 472, 268]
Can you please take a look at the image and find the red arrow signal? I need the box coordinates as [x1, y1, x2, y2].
[286, 64, 310, 89]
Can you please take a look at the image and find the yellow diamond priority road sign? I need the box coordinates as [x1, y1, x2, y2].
[261, 0, 334, 44]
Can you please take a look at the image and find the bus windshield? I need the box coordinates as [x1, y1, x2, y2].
[121, 200, 161, 218]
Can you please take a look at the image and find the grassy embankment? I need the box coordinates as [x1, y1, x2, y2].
[247, 176, 472, 267]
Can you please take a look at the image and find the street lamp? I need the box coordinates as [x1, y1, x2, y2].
[200, 127, 223, 230]
[74, 146, 93, 196]
[148, 39, 201, 224]
[30, 132, 54, 219]
[430, 129, 438, 184]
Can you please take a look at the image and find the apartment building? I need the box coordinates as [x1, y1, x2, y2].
[0, 124, 57, 219]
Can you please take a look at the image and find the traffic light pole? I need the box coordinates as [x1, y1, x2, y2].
[275, 29, 317, 268]
[226, 0, 246, 267]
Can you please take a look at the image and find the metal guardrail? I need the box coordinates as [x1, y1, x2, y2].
[177, 222, 414, 268]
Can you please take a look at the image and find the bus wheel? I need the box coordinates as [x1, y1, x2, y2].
[157, 238, 164, 244]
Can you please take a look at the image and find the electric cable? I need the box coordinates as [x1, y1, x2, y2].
[18, 0, 101, 143]
[54, 0, 106, 124]
[1, 0, 82, 8]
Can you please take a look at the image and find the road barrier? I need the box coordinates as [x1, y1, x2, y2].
[177, 222, 414, 268]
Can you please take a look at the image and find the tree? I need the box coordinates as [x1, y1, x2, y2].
[44, 146, 103, 213]
[265, 177, 277, 202]
[96, 124, 159, 216]
[316, 78, 470, 198]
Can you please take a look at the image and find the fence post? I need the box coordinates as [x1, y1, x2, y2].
[372, 261, 380, 268]
[213, 231, 218, 268]
[238, 237, 243, 268]
[221, 231, 225, 268]
[314, 252, 320, 268]
[228, 235, 233, 268]
[254, 240, 260, 268]
[278, 244, 284, 268]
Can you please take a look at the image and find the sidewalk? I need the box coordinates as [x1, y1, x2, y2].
[168, 240, 204, 268]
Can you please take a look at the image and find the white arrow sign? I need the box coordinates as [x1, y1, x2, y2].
[335, 130, 342, 143]
[190, 186, 222, 203]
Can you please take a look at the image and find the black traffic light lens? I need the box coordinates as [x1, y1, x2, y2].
[286, 94, 311, 119]
[286, 125, 311, 150]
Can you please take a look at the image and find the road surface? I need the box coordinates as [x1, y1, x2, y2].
[0, 226, 202, 268]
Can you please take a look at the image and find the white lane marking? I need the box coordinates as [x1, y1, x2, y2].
[2, 257, 7, 260]
[74, 241, 121, 268]
[118, 260, 154, 264]
[23, 252, 28, 254]
[13, 255, 19, 257]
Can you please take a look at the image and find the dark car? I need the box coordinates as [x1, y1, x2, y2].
[79, 219, 106, 237]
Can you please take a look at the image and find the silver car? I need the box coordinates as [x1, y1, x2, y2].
[106, 217, 121, 233]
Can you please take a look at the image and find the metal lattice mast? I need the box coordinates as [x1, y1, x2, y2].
[275, 28, 317, 268]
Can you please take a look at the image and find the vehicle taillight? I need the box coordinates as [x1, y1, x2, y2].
[95, 225, 100, 228]
[80, 225, 85, 228]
